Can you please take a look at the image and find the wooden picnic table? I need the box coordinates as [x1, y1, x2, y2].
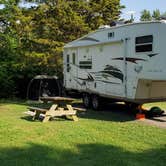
[26, 96, 78, 122]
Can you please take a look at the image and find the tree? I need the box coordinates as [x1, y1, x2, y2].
[0, 0, 123, 98]
[86, 0, 124, 29]
[0, 32, 18, 97]
[152, 9, 161, 20]
[140, 9, 152, 21]
[0, 0, 90, 97]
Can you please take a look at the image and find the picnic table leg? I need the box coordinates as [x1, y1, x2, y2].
[49, 104, 58, 112]
[71, 115, 78, 121]
[42, 115, 51, 123]
[42, 104, 58, 123]
[32, 110, 36, 120]
[32, 110, 44, 121]
[66, 105, 78, 121]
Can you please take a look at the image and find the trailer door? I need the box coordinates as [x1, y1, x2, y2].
[71, 50, 78, 89]
[65, 49, 78, 90]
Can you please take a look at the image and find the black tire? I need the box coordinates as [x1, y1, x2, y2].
[91, 95, 100, 110]
[126, 102, 139, 108]
[82, 93, 91, 108]
[149, 106, 164, 116]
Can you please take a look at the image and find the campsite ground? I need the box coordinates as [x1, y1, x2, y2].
[0, 100, 165, 166]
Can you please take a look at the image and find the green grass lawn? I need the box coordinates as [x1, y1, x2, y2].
[0, 100, 165, 166]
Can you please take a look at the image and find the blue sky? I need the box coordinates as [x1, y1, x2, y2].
[121, 0, 166, 21]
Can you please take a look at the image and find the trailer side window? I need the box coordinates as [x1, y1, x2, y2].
[108, 32, 114, 39]
[135, 35, 153, 52]
[79, 61, 92, 69]
[66, 54, 70, 72]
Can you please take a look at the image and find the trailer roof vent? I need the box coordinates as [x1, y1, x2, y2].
[98, 25, 110, 29]
[109, 20, 125, 27]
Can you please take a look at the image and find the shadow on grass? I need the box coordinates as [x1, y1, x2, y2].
[149, 117, 166, 122]
[0, 143, 165, 166]
[0, 99, 50, 108]
[0, 99, 27, 105]
[21, 115, 70, 122]
[76, 103, 136, 122]
[20, 116, 37, 122]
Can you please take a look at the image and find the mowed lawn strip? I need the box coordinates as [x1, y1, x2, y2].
[0, 101, 165, 166]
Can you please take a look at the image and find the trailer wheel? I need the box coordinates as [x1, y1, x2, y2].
[83, 93, 91, 108]
[125, 102, 139, 112]
[92, 95, 100, 110]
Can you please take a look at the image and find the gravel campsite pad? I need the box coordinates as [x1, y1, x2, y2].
[138, 112, 166, 129]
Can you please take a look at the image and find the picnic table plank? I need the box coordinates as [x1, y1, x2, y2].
[40, 97, 76, 104]
[28, 106, 48, 112]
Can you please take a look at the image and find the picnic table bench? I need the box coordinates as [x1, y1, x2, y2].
[26, 97, 78, 122]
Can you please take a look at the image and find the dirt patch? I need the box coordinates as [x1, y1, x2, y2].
[138, 112, 166, 129]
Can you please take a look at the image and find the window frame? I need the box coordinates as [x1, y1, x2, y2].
[79, 61, 92, 69]
[108, 32, 115, 39]
[135, 35, 153, 53]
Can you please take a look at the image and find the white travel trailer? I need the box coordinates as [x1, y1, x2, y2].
[63, 21, 166, 109]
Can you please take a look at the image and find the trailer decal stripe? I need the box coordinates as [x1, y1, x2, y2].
[91, 65, 124, 82]
[147, 53, 158, 58]
[112, 57, 146, 64]
[72, 64, 123, 87]
[96, 80, 121, 85]
[100, 65, 123, 82]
